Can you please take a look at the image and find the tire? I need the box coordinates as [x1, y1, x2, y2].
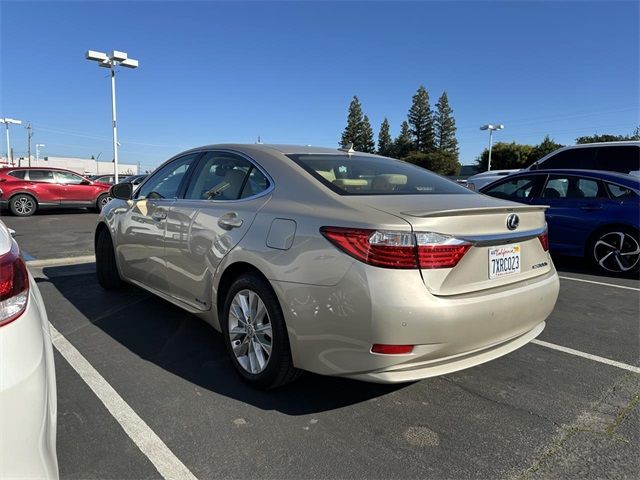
[589, 227, 640, 276]
[96, 227, 124, 289]
[95, 193, 110, 212]
[221, 273, 301, 389]
[9, 194, 37, 217]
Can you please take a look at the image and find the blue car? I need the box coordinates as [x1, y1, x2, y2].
[480, 169, 640, 275]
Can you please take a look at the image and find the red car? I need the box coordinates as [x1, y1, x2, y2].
[0, 167, 112, 216]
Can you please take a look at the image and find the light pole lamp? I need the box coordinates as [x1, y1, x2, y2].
[480, 124, 504, 171]
[36, 144, 45, 162]
[85, 50, 139, 183]
[0, 118, 22, 165]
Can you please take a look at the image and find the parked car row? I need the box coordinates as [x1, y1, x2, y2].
[0, 168, 147, 216]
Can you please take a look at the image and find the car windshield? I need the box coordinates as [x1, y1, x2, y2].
[287, 154, 471, 195]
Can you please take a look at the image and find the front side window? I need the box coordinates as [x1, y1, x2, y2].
[539, 148, 597, 169]
[56, 171, 85, 184]
[482, 175, 544, 200]
[287, 154, 471, 195]
[542, 175, 604, 199]
[185, 151, 270, 200]
[137, 154, 199, 200]
[27, 170, 55, 183]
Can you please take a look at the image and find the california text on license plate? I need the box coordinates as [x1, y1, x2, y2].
[489, 244, 521, 279]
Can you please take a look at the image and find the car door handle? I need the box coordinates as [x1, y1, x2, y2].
[151, 210, 167, 221]
[218, 213, 243, 230]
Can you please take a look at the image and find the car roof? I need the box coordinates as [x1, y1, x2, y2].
[180, 143, 379, 156]
[0, 166, 85, 173]
[485, 169, 640, 188]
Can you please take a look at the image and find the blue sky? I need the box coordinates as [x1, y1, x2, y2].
[1, 1, 638, 170]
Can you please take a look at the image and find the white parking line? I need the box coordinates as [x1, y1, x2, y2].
[49, 323, 198, 480]
[27, 255, 96, 268]
[559, 275, 640, 291]
[532, 339, 640, 374]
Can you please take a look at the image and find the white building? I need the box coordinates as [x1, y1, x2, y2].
[0, 155, 137, 175]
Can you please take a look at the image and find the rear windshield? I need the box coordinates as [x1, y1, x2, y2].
[287, 154, 471, 196]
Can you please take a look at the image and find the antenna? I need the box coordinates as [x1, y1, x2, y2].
[339, 142, 355, 155]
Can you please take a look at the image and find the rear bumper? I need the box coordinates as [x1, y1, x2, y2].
[273, 262, 559, 383]
[0, 275, 58, 479]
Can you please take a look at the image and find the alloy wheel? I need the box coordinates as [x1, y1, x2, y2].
[14, 197, 34, 215]
[228, 289, 273, 374]
[593, 231, 640, 273]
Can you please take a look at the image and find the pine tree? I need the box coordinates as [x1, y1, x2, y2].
[340, 96, 364, 149]
[408, 85, 434, 152]
[434, 92, 458, 157]
[377, 118, 393, 156]
[359, 115, 376, 153]
[393, 121, 414, 159]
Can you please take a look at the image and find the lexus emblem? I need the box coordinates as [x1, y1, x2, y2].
[506, 214, 520, 231]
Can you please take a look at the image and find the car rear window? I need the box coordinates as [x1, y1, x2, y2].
[287, 154, 471, 195]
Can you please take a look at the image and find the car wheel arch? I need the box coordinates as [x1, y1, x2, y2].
[215, 262, 272, 320]
[9, 191, 39, 205]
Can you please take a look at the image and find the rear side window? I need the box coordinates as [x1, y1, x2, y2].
[607, 183, 637, 199]
[8, 170, 26, 179]
[28, 170, 55, 182]
[185, 151, 270, 200]
[542, 175, 606, 199]
[287, 154, 471, 195]
[482, 175, 544, 200]
[594, 146, 640, 174]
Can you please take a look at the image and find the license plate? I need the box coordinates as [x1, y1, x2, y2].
[489, 244, 521, 279]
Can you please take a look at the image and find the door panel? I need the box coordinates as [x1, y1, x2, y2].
[163, 150, 272, 310]
[25, 169, 62, 205]
[55, 171, 97, 203]
[116, 153, 201, 294]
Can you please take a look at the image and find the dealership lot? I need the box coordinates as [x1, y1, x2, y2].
[3, 212, 639, 479]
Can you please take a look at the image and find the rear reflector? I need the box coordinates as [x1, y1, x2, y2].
[372, 344, 414, 355]
[538, 230, 549, 252]
[0, 243, 29, 327]
[321, 227, 470, 269]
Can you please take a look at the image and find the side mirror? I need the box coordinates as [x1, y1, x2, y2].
[110, 182, 133, 200]
[81, 179, 91, 185]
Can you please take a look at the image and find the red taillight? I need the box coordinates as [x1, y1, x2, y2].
[538, 230, 549, 252]
[320, 227, 470, 269]
[372, 344, 414, 355]
[0, 243, 29, 327]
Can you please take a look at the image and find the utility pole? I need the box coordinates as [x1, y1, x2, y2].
[26, 123, 33, 167]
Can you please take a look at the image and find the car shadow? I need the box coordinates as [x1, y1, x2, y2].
[552, 254, 640, 280]
[38, 264, 406, 415]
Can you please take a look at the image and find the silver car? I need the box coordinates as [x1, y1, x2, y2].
[96, 145, 559, 389]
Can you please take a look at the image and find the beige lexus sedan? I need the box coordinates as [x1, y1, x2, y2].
[96, 144, 559, 389]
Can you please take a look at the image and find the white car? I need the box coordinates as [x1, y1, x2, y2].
[466, 169, 520, 191]
[0, 221, 58, 478]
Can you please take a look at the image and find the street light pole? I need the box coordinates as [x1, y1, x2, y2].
[0, 118, 22, 165]
[85, 50, 139, 183]
[480, 124, 504, 171]
[110, 65, 119, 182]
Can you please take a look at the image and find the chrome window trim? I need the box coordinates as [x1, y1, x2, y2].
[459, 226, 548, 247]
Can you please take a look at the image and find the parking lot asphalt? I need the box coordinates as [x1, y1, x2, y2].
[9, 212, 640, 479]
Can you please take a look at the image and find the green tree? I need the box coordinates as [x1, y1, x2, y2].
[377, 118, 393, 156]
[575, 128, 640, 144]
[531, 135, 563, 162]
[340, 96, 364, 149]
[434, 92, 458, 157]
[404, 151, 460, 176]
[475, 142, 535, 171]
[408, 85, 435, 152]
[393, 121, 414, 158]
[359, 115, 376, 153]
